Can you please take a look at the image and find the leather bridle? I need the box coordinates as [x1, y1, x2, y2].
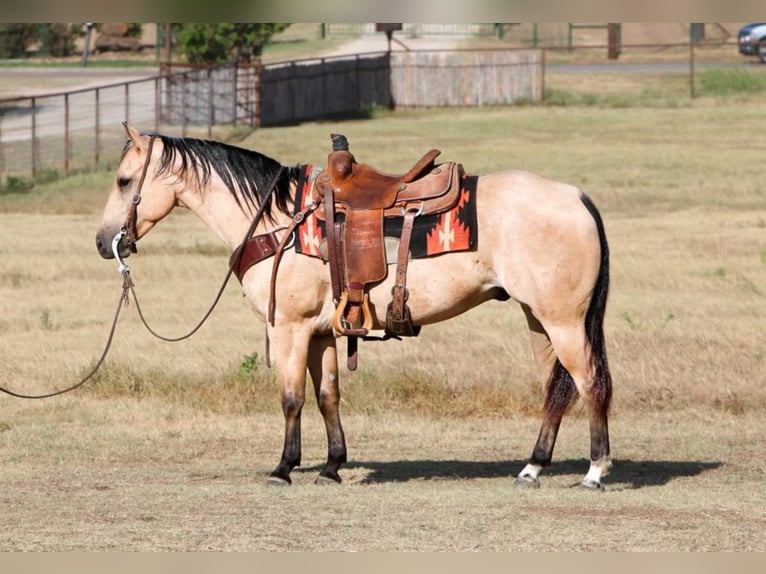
[121, 135, 157, 254]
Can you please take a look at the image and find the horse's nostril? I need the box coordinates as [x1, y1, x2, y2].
[95, 233, 114, 258]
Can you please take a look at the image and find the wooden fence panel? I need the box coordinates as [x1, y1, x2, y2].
[259, 54, 390, 126]
[390, 50, 543, 108]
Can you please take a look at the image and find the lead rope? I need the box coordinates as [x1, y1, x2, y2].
[0, 168, 284, 399]
[0, 241, 133, 399]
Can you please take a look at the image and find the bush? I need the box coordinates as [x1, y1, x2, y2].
[0, 24, 37, 58]
[46, 23, 85, 57]
[1, 176, 34, 194]
[0, 23, 84, 58]
[176, 23, 290, 64]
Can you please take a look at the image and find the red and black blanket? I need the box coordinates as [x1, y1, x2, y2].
[293, 164, 478, 259]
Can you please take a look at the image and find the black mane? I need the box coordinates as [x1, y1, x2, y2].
[150, 135, 298, 221]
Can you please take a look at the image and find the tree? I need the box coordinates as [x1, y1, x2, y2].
[0, 23, 86, 59]
[46, 23, 87, 57]
[0, 24, 37, 58]
[176, 23, 290, 64]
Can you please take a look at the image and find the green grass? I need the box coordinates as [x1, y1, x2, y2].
[697, 67, 766, 94]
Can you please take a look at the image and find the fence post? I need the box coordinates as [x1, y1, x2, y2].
[255, 63, 262, 127]
[154, 77, 159, 132]
[689, 34, 696, 98]
[208, 67, 214, 138]
[354, 55, 360, 110]
[608, 24, 621, 59]
[64, 93, 70, 175]
[31, 96, 37, 178]
[95, 88, 100, 166]
[290, 62, 297, 123]
[182, 73, 188, 137]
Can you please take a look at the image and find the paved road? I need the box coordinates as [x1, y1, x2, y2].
[0, 68, 159, 144]
[0, 67, 158, 98]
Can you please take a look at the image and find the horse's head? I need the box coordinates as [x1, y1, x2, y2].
[95, 123, 178, 259]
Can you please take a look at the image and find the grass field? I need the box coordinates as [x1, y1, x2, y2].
[0, 68, 765, 550]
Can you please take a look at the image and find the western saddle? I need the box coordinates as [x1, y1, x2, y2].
[312, 133, 464, 369]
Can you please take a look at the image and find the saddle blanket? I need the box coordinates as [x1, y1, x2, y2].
[293, 164, 478, 260]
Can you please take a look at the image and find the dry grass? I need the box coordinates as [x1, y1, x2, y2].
[0, 398, 763, 550]
[2, 93, 765, 416]
[1, 83, 765, 550]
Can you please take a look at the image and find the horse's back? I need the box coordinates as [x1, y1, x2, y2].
[478, 170, 589, 220]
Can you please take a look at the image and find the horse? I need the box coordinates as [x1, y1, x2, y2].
[95, 123, 613, 491]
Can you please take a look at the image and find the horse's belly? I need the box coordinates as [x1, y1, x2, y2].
[368, 252, 500, 326]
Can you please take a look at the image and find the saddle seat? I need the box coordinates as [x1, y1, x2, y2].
[312, 134, 464, 362]
[313, 135, 461, 218]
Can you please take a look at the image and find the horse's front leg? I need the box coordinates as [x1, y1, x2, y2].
[307, 334, 346, 484]
[268, 326, 311, 486]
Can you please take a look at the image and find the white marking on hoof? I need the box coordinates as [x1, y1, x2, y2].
[267, 475, 291, 487]
[581, 460, 609, 491]
[315, 474, 341, 486]
[515, 475, 540, 489]
[580, 478, 604, 491]
[516, 463, 543, 489]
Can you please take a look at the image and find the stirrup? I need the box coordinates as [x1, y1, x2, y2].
[332, 291, 373, 336]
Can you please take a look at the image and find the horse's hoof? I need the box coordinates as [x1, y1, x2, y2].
[515, 475, 540, 489]
[315, 473, 342, 486]
[580, 478, 604, 492]
[267, 475, 291, 487]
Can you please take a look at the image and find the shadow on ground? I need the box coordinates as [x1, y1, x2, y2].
[297, 458, 724, 489]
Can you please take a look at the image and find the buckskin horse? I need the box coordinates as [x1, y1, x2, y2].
[95, 123, 613, 490]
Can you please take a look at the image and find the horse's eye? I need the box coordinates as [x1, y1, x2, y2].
[118, 177, 131, 189]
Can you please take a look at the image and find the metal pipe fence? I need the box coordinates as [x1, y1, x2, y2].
[0, 49, 544, 182]
[0, 76, 161, 180]
[0, 65, 260, 181]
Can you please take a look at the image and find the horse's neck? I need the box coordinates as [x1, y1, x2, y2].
[179, 176, 295, 252]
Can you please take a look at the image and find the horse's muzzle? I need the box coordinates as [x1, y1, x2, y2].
[95, 229, 131, 260]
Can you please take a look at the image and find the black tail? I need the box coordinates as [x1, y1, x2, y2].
[543, 192, 612, 417]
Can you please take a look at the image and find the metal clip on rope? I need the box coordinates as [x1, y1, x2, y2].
[112, 229, 131, 276]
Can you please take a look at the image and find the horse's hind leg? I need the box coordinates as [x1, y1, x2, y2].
[516, 305, 578, 488]
[547, 322, 611, 490]
[516, 306, 611, 490]
[307, 334, 347, 484]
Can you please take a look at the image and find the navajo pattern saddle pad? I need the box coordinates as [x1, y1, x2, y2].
[293, 164, 478, 260]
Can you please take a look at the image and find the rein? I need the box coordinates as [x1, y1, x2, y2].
[0, 161, 285, 400]
[123, 167, 282, 343]
[0, 273, 132, 400]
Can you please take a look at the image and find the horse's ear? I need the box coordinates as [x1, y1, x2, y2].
[123, 121, 144, 153]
